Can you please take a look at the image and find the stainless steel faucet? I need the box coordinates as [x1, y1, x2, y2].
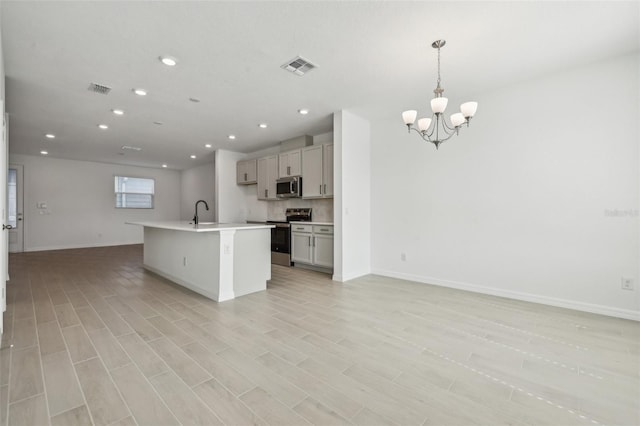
[193, 200, 209, 225]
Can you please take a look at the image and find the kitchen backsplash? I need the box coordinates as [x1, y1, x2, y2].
[267, 198, 333, 222]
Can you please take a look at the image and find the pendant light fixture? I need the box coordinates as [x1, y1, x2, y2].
[402, 40, 478, 149]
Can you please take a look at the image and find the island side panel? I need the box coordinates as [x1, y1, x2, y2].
[233, 228, 271, 298]
[143, 227, 222, 300]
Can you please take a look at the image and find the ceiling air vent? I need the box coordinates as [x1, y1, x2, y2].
[88, 82, 112, 95]
[281, 56, 317, 76]
[121, 145, 142, 152]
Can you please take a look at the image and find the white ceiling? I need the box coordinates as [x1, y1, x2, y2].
[2, 1, 638, 170]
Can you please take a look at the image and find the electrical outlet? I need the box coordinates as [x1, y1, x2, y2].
[621, 277, 634, 291]
[401, 253, 406, 261]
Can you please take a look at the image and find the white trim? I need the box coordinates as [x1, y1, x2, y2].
[24, 241, 142, 252]
[372, 268, 640, 322]
[333, 269, 370, 283]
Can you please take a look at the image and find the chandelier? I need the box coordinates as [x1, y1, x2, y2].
[402, 40, 478, 149]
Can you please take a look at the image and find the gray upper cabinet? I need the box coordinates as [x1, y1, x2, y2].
[301, 143, 333, 199]
[236, 159, 257, 185]
[257, 155, 279, 200]
[278, 149, 301, 178]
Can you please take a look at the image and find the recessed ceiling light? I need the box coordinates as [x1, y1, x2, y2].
[98, 124, 109, 130]
[161, 164, 168, 168]
[112, 109, 124, 115]
[298, 109, 309, 115]
[40, 150, 48, 155]
[259, 123, 268, 129]
[189, 97, 200, 103]
[160, 56, 177, 66]
[205, 144, 212, 148]
[133, 88, 147, 96]
[45, 133, 55, 139]
[228, 135, 236, 140]
[190, 155, 197, 159]
[153, 121, 164, 125]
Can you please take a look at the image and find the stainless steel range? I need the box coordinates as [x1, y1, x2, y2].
[267, 208, 312, 266]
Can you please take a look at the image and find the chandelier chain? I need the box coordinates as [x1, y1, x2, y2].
[437, 44, 441, 89]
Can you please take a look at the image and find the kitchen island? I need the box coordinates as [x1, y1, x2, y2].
[127, 221, 274, 302]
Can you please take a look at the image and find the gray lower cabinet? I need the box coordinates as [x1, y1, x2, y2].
[291, 224, 333, 269]
[291, 231, 313, 264]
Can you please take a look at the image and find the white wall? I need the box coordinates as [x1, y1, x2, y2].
[9, 154, 181, 251]
[334, 111, 371, 282]
[371, 53, 639, 320]
[180, 162, 215, 222]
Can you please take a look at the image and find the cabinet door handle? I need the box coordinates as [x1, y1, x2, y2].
[308, 236, 311, 247]
[324, 184, 327, 194]
[320, 228, 328, 232]
[319, 184, 322, 194]
[244, 172, 248, 181]
[265, 189, 268, 198]
[287, 166, 291, 175]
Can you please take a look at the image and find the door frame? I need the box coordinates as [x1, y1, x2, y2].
[8, 163, 24, 253]
[1, 105, 8, 333]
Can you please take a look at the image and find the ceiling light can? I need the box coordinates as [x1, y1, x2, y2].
[159, 56, 177, 66]
[133, 88, 147, 96]
[40, 150, 48, 155]
[98, 124, 108, 130]
[45, 133, 55, 139]
[259, 123, 268, 129]
[298, 109, 309, 115]
[228, 135, 236, 140]
[112, 109, 124, 115]
[190, 155, 197, 159]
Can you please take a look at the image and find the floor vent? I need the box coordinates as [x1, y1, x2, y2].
[88, 82, 112, 94]
[281, 56, 317, 76]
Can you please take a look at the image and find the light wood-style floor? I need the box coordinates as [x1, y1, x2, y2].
[1, 245, 638, 426]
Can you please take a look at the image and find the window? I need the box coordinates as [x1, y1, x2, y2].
[115, 176, 155, 209]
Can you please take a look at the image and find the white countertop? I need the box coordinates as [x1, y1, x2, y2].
[127, 221, 274, 233]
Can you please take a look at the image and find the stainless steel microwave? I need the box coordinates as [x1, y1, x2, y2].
[276, 176, 302, 198]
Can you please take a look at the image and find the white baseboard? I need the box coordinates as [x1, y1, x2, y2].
[333, 269, 370, 283]
[24, 241, 142, 252]
[372, 268, 640, 322]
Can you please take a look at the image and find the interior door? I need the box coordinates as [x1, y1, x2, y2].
[1, 104, 7, 333]
[8, 164, 23, 252]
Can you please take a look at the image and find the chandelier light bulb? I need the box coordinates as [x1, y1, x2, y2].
[461, 101, 478, 118]
[417, 118, 432, 132]
[402, 110, 417, 125]
[450, 113, 466, 127]
[431, 97, 448, 114]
